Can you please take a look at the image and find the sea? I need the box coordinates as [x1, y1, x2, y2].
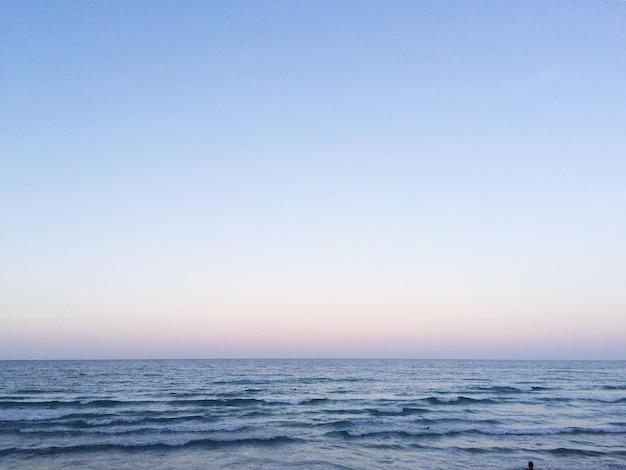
[1, 359, 625, 469]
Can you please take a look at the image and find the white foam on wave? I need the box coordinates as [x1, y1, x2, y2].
[85, 418, 114, 425]
[438, 396, 459, 403]
[340, 416, 425, 438]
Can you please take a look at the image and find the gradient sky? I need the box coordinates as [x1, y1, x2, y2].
[1, 1, 625, 360]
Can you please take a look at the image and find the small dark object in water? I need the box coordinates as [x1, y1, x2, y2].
[528, 462, 534, 470]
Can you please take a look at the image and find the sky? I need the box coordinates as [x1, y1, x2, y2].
[1, 1, 625, 360]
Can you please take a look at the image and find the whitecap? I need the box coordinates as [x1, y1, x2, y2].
[85, 418, 114, 425]
[438, 396, 459, 403]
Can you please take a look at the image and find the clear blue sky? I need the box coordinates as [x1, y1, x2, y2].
[1, 1, 625, 359]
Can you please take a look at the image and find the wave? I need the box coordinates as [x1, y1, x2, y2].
[369, 406, 430, 416]
[548, 447, 606, 457]
[82, 414, 207, 427]
[11, 388, 64, 395]
[0, 435, 299, 458]
[168, 396, 328, 407]
[534, 395, 625, 405]
[17, 416, 231, 436]
[326, 429, 439, 439]
[371, 405, 403, 415]
[82, 399, 153, 407]
[0, 395, 327, 424]
[603, 384, 626, 390]
[0, 398, 161, 410]
[423, 396, 498, 405]
[535, 396, 573, 403]
[0, 395, 330, 412]
[478, 426, 626, 436]
[322, 422, 626, 440]
[81, 422, 248, 436]
[453, 385, 553, 395]
[0, 409, 74, 422]
[211, 379, 273, 386]
[291, 376, 365, 385]
[586, 396, 626, 404]
[0, 399, 84, 409]
[170, 398, 260, 407]
[472, 386, 532, 394]
[262, 397, 327, 405]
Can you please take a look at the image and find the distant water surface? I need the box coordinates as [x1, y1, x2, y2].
[1, 359, 625, 469]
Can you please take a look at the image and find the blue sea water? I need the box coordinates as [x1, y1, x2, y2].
[1, 359, 625, 469]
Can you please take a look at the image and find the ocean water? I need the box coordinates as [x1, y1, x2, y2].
[1, 360, 625, 469]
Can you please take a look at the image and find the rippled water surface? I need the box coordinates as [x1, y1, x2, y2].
[1, 359, 625, 469]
